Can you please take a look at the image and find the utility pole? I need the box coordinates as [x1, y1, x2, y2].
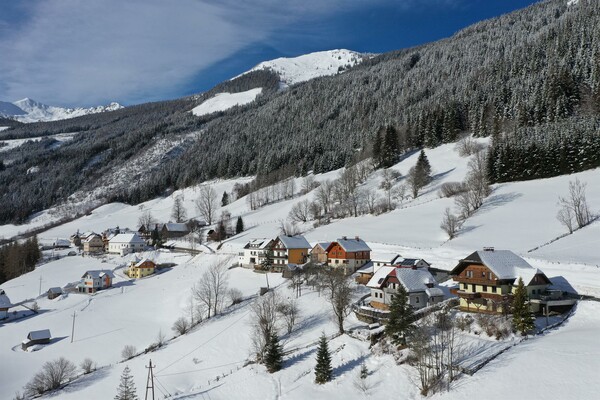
[38, 275, 43, 296]
[70, 311, 76, 343]
[265, 273, 270, 290]
[145, 360, 155, 400]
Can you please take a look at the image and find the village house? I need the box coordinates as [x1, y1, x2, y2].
[161, 223, 190, 239]
[326, 236, 371, 275]
[451, 248, 554, 314]
[77, 270, 114, 294]
[309, 242, 331, 264]
[127, 259, 156, 279]
[0, 289, 12, 319]
[83, 233, 104, 254]
[239, 238, 275, 269]
[47, 287, 63, 300]
[367, 267, 445, 311]
[108, 233, 146, 256]
[22, 329, 52, 350]
[271, 235, 311, 272]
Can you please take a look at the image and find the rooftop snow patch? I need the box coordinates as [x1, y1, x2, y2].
[191, 88, 262, 117]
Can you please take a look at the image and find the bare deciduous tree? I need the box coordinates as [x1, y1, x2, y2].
[195, 185, 218, 225]
[324, 271, 354, 334]
[440, 207, 461, 239]
[172, 317, 190, 335]
[277, 298, 300, 334]
[138, 210, 156, 230]
[279, 220, 301, 236]
[558, 178, 592, 231]
[24, 357, 77, 396]
[315, 180, 335, 216]
[288, 199, 312, 223]
[121, 345, 137, 360]
[192, 259, 230, 319]
[250, 292, 281, 362]
[80, 358, 96, 374]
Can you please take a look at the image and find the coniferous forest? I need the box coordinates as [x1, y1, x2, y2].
[0, 0, 598, 225]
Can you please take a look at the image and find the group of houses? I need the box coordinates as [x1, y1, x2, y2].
[240, 235, 574, 316]
[70, 228, 146, 256]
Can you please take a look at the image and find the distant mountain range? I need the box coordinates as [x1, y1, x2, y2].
[0, 98, 122, 123]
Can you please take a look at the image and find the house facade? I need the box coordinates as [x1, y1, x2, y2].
[451, 248, 552, 314]
[326, 236, 371, 275]
[83, 234, 104, 254]
[127, 259, 156, 279]
[271, 235, 311, 272]
[310, 242, 331, 264]
[108, 233, 146, 256]
[161, 223, 190, 239]
[367, 267, 444, 311]
[239, 238, 274, 269]
[78, 270, 114, 293]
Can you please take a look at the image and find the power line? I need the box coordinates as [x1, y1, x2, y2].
[156, 360, 246, 377]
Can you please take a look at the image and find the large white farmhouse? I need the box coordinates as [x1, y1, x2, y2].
[108, 233, 146, 256]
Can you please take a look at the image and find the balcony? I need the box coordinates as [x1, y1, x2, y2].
[456, 290, 481, 300]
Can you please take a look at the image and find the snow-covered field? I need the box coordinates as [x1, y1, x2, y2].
[1, 137, 600, 399]
[0, 132, 76, 153]
[191, 88, 263, 117]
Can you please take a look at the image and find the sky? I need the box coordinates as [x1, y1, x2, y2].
[0, 0, 540, 107]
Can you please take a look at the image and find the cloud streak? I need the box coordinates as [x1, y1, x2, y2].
[0, 0, 458, 106]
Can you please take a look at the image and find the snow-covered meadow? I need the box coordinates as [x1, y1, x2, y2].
[1, 138, 599, 399]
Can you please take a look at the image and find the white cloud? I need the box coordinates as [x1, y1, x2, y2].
[0, 0, 455, 106]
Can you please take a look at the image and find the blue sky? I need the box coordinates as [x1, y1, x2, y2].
[0, 0, 539, 107]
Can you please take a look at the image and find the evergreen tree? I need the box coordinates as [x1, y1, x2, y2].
[385, 285, 414, 345]
[221, 191, 229, 207]
[261, 248, 273, 271]
[372, 127, 383, 168]
[512, 278, 535, 335]
[115, 365, 138, 400]
[416, 150, 432, 178]
[264, 331, 283, 373]
[314, 334, 333, 384]
[381, 125, 399, 168]
[359, 362, 369, 380]
[407, 150, 432, 198]
[151, 226, 161, 247]
[235, 216, 244, 234]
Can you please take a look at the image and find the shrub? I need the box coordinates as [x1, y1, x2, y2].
[121, 345, 137, 360]
[24, 357, 77, 396]
[438, 182, 467, 198]
[80, 358, 96, 374]
[172, 317, 190, 335]
[228, 288, 243, 305]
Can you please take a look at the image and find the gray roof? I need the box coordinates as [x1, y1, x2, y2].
[277, 235, 310, 249]
[164, 223, 189, 232]
[28, 329, 51, 341]
[335, 237, 371, 252]
[394, 268, 437, 293]
[48, 287, 63, 294]
[82, 270, 115, 279]
[396, 258, 429, 267]
[463, 250, 542, 283]
[244, 238, 273, 250]
[366, 266, 396, 289]
[313, 242, 331, 250]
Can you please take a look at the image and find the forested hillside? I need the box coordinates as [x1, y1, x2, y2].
[0, 0, 598, 225]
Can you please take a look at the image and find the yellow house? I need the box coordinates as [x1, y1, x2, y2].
[127, 259, 156, 279]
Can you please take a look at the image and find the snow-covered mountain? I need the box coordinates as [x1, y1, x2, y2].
[239, 49, 368, 87]
[0, 98, 123, 123]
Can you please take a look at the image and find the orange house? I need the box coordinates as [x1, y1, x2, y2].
[271, 235, 311, 272]
[326, 236, 371, 275]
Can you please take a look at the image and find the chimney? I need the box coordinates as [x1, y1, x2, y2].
[355, 236, 360, 241]
[483, 247, 495, 252]
[342, 236, 347, 240]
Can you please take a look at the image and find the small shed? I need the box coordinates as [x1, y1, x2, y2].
[47, 287, 63, 299]
[22, 329, 52, 350]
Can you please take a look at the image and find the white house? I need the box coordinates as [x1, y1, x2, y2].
[367, 267, 444, 311]
[108, 233, 146, 255]
[239, 238, 274, 269]
[77, 270, 115, 293]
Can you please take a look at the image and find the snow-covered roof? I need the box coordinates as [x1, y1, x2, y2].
[48, 287, 62, 294]
[357, 261, 374, 274]
[394, 268, 437, 293]
[134, 259, 155, 268]
[396, 258, 429, 267]
[244, 238, 273, 250]
[82, 270, 115, 279]
[425, 287, 445, 298]
[109, 233, 145, 244]
[53, 238, 71, 246]
[461, 249, 543, 282]
[333, 237, 371, 253]
[277, 235, 310, 249]
[312, 242, 331, 251]
[83, 234, 102, 243]
[27, 329, 51, 341]
[164, 223, 189, 232]
[366, 266, 395, 289]
[0, 292, 12, 308]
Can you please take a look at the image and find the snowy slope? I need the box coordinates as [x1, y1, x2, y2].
[0, 98, 122, 123]
[238, 49, 366, 86]
[1, 136, 600, 399]
[191, 88, 263, 117]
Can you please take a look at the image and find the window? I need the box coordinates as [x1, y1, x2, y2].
[483, 285, 487, 292]
[466, 270, 473, 278]
[489, 272, 493, 280]
[416, 297, 420, 304]
[482, 271, 486, 277]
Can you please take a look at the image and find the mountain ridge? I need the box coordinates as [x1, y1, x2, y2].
[0, 97, 123, 123]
